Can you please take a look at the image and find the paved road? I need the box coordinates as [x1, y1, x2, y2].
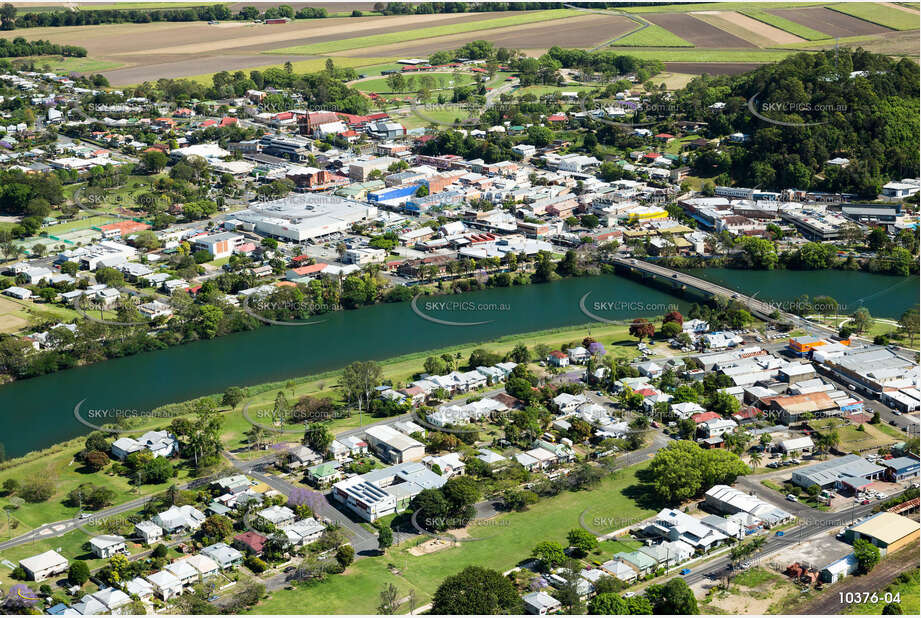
[224, 451, 380, 555]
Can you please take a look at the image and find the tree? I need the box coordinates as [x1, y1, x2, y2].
[68, 561, 90, 586]
[647, 441, 748, 503]
[850, 307, 872, 334]
[646, 578, 699, 614]
[335, 544, 355, 569]
[199, 515, 234, 544]
[222, 386, 246, 409]
[661, 321, 682, 339]
[589, 593, 653, 615]
[431, 566, 522, 615]
[83, 450, 110, 472]
[140, 149, 168, 173]
[629, 318, 655, 342]
[531, 540, 566, 570]
[19, 478, 54, 503]
[339, 360, 383, 419]
[377, 524, 393, 553]
[882, 602, 903, 615]
[567, 528, 599, 557]
[303, 422, 333, 454]
[853, 538, 880, 574]
[378, 583, 401, 615]
[899, 307, 919, 346]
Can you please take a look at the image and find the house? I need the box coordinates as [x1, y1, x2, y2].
[89, 535, 127, 559]
[74, 588, 131, 615]
[637, 361, 663, 378]
[287, 445, 322, 469]
[522, 591, 562, 615]
[145, 570, 183, 600]
[153, 504, 205, 534]
[364, 424, 425, 463]
[234, 531, 268, 555]
[644, 509, 728, 550]
[111, 430, 178, 460]
[306, 461, 343, 487]
[201, 542, 244, 569]
[125, 576, 155, 601]
[281, 517, 326, 546]
[671, 401, 705, 419]
[422, 452, 465, 478]
[135, 520, 163, 544]
[547, 350, 569, 367]
[164, 559, 199, 586]
[19, 550, 68, 582]
[182, 554, 220, 580]
[258, 505, 296, 528]
[567, 346, 591, 364]
[612, 550, 657, 576]
[601, 558, 638, 582]
[638, 540, 695, 567]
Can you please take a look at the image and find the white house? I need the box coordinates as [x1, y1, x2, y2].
[281, 517, 326, 546]
[19, 550, 68, 582]
[258, 505, 296, 528]
[135, 520, 164, 544]
[522, 591, 562, 615]
[146, 570, 183, 600]
[164, 559, 200, 586]
[89, 535, 127, 559]
[201, 542, 244, 569]
[111, 430, 179, 461]
[153, 505, 205, 534]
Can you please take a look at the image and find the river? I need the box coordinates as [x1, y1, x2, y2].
[1, 269, 917, 458]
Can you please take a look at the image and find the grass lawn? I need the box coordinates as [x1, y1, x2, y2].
[6, 55, 123, 73]
[0, 295, 92, 326]
[780, 33, 881, 49]
[353, 72, 476, 95]
[732, 566, 783, 588]
[43, 214, 120, 236]
[611, 24, 694, 47]
[829, 3, 921, 30]
[874, 422, 910, 440]
[739, 9, 829, 40]
[601, 49, 796, 62]
[0, 436, 194, 539]
[246, 462, 657, 614]
[265, 9, 581, 55]
[397, 108, 479, 130]
[183, 57, 399, 86]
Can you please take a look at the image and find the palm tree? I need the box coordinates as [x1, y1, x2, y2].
[749, 451, 763, 470]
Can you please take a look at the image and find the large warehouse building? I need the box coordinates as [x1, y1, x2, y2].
[791, 454, 885, 490]
[844, 512, 920, 555]
[226, 194, 378, 242]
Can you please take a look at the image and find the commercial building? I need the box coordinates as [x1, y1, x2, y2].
[192, 232, 244, 259]
[228, 194, 378, 242]
[332, 461, 445, 522]
[791, 454, 885, 490]
[844, 512, 920, 555]
[364, 424, 425, 463]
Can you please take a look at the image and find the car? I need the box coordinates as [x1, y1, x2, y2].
[596, 391, 603, 396]
[79, 512, 92, 519]
[861, 499, 871, 505]
[679, 568, 691, 575]
[672, 274, 678, 278]
[622, 592, 637, 598]
[786, 494, 798, 502]
[893, 410, 902, 415]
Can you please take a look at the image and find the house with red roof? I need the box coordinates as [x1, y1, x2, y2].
[547, 350, 569, 368]
[285, 263, 328, 280]
[643, 152, 662, 161]
[219, 116, 237, 128]
[654, 133, 674, 142]
[547, 114, 567, 123]
[233, 531, 267, 556]
[691, 411, 722, 424]
[173, 108, 194, 118]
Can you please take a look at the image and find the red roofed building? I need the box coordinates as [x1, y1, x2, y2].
[287, 263, 328, 279]
[173, 108, 193, 118]
[299, 111, 339, 135]
[219, 116, 237, 127]
[99, 220, 151, 239]
[692, 411, 721, 424]
[291, 255, 312, 264]
[732, 406, 762, 424]
[233, 531, 267, 555]
[547, 114, 567, 123]
[548, 350, 569, 367]
[655, 133, 674, 142]
[643, 152, 662, 161]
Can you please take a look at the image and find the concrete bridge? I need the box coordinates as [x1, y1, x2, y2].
[607, 256, 797, 322]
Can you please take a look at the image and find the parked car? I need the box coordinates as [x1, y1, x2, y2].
[786, 494, 798, 502]
[679, 568, 691, 575]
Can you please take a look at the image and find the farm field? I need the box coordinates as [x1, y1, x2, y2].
[266, 9, 582, 55]
[830, 2, 920, 30]
[622, 2, 831, 13]
[739, 8, 830, 40]
[691, 11, 806, 46]
[2, 55, 124, 73]
[351, 72, 476, 95]
[180, 56, 397, 86]
[770, 6, 893, 37]
[611, 23, 694, 47]
[644, 12, 759, 48]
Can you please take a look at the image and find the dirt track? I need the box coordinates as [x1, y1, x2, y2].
[646, 12, 758, 48]
[771, 7, 893, 37]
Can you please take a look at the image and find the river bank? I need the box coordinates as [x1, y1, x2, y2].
[0, 268, 917, 458]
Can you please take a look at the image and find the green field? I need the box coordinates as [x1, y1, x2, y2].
[353, 72, 476, 95]
[265, 9, 581, 55]
[611, 23, 694, 47]
[246, 462, 657, 614]
[4, 55, 123, 73]
[829, 3, 920, 30]
[739, 9, 830, 40]
[43, 214, 119, 235]
[845, 567, 920, 614]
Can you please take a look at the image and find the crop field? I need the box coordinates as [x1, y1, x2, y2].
[770, 6, 894, 37]
[691, 11, 807, 46]
[266, 9, 582, 55]
[181, 56, 397, 86]
[739, 8, 830, 40]
[622, 2, 832, 13]
[611, 23, 694, 47]
[645, 12, 759, 48]
[830, 2, 920, 30]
